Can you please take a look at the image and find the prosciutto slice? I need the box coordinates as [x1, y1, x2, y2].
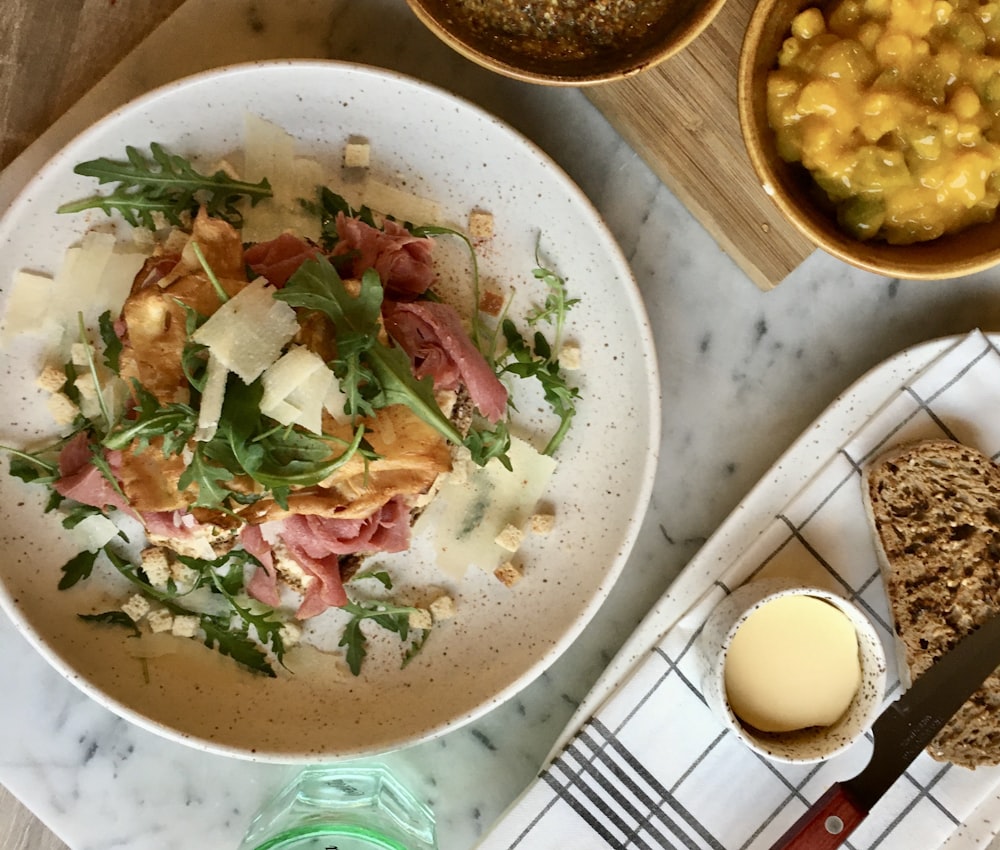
[243, 497, 413, 618]
[332, 213, 435, 298]
[241, 524, 281, 607]
[245, 233, 321, 288]
[53, 434, 134, 515]
[383, 300, 508, 422]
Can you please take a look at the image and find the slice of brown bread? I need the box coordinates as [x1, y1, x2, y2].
[863, 439, 1000, 768]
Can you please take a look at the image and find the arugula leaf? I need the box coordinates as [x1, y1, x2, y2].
[527, 260, 580, 353]
[276, 259, 466, 448]
[350, 567, 393, 589]
[500, 320, 579, 456]
[3, 449, 58, 484]
[201, 616, 276, 677]
[88, 445, 132, 510]
[102, 546, 282, 676]
[463, 420, 513, 472]
[103, 382, 197, 454]
[306, 187, 378, 250]
[98, 311, 123, 373]
[205, 566, 287, 664]
[61, 503, 105, 530]
[59, 550, 100, 590]
[212, 378, 367, 489]
[78, 610, 140, 635]
[170, 297, 210, 392]
[338, 598, 429, 676]
[57, 143, 272, 228]
[177, 444, 232, 509]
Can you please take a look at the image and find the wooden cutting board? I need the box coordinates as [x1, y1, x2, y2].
[585, 0, 815, 290]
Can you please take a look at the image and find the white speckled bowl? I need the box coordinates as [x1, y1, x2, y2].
[697, 577, 887, 763]
[0, 61, 660, 762]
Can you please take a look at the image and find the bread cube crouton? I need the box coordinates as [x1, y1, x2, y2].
[530, 513, 555, 535]
[170, 561, 199, 587]
[494, 523, 524, 553]
[558, 343, 582, 370]
[494, 561, 523, 587]
[429, 595, 457, 621]
[479, 289, 505, 317]
[279, 622, 303, 648]
[122, 594, 150, 622]
[171, 615, 200, 638]
[140, 547, 172, 587]
[344, 140, 371, 168]
[46, 392, 79, 425]
[147, 609, 174, 634]
[409, 608, 434, 630]
[36, 364, 66, 393]
[70, 343, 90, 368]
[468, 209, 494, 239]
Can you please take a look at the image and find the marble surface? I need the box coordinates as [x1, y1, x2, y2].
[4, 1, 1000, 849]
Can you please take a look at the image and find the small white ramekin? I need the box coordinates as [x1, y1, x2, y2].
[696, 577, 887, 763]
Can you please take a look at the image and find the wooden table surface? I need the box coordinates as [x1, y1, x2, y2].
[1, 2, 186, 844]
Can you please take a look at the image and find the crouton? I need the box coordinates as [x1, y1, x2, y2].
[468, 209, 494, 239]
[494, 562, 523, 587]
[495, 523, 524, 552]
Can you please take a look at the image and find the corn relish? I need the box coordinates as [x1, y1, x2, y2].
[768, 0, 1000, 243]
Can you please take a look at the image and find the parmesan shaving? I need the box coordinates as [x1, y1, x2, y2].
[260, 345, 336, 434]
[417, 437, 557, 579]
[191, 279, 298, 383]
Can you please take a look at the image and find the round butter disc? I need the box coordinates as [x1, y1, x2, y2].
[723, 594, 861, 733]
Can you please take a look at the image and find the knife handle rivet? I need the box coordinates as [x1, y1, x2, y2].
[825, 816, 845, 835]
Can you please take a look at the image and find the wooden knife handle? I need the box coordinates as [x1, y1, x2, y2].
[768, 784, 869, 850]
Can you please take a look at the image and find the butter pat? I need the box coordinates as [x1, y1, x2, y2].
[724, 595, 861, 733]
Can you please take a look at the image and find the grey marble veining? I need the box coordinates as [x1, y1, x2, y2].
[3, 0, 1000, 848]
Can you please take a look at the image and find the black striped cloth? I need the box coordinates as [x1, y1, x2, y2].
[479, 330, 1000, 850]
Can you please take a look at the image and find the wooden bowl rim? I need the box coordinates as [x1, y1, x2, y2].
[406, 0, 732, 86]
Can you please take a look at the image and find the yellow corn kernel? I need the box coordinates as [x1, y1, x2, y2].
[950, 85, 982, 119]
[858, 20, 884, 49]
[875, 32, 913, 66]
[792, 7, 828, 39]
[932, 0, 953, 23]
[778, 35, 803, 65]
[796, 79, 846, 116]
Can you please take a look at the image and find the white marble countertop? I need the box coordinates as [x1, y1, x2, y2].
[4, 1, 1000, 849]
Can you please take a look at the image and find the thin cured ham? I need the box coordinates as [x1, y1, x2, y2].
[245, 233, 321, 288]
[332, 213, 435, 298]
[53, 434, 134, 516]
[383, 300, 508, 422]
[242, 497, 412, 617]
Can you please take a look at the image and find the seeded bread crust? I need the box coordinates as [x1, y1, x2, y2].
[864, 439, 1000, 768]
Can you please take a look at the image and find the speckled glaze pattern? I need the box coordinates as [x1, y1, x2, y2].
[697, 577, 887, 763]
[0, 61, 660, 762]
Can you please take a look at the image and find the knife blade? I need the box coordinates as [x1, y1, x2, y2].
[768, 607, 1000, 850]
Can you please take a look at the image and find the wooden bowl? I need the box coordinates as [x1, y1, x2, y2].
[738, 0, 1000, 279]
[406, 0, 729, 86]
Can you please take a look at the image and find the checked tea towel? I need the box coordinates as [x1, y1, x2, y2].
[479, 329, 1000, 850]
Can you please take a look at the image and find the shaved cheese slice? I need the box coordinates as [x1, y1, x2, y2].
[191, 279, 298, 383]
[0, 271, 58, 347]
[242, 114, 323, 242]
[71, 514, 120, 551]
[260, 345, 335, 434]
[417, 437, 557, 579]
[355, 177, 441, 226]
[196, 354, 228, 441]
[3, 234, 145, 354]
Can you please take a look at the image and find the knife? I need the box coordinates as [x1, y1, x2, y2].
[769, 608, 1000, 850]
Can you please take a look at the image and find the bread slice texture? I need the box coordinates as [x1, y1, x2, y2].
[864, 439, 1000, 768]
